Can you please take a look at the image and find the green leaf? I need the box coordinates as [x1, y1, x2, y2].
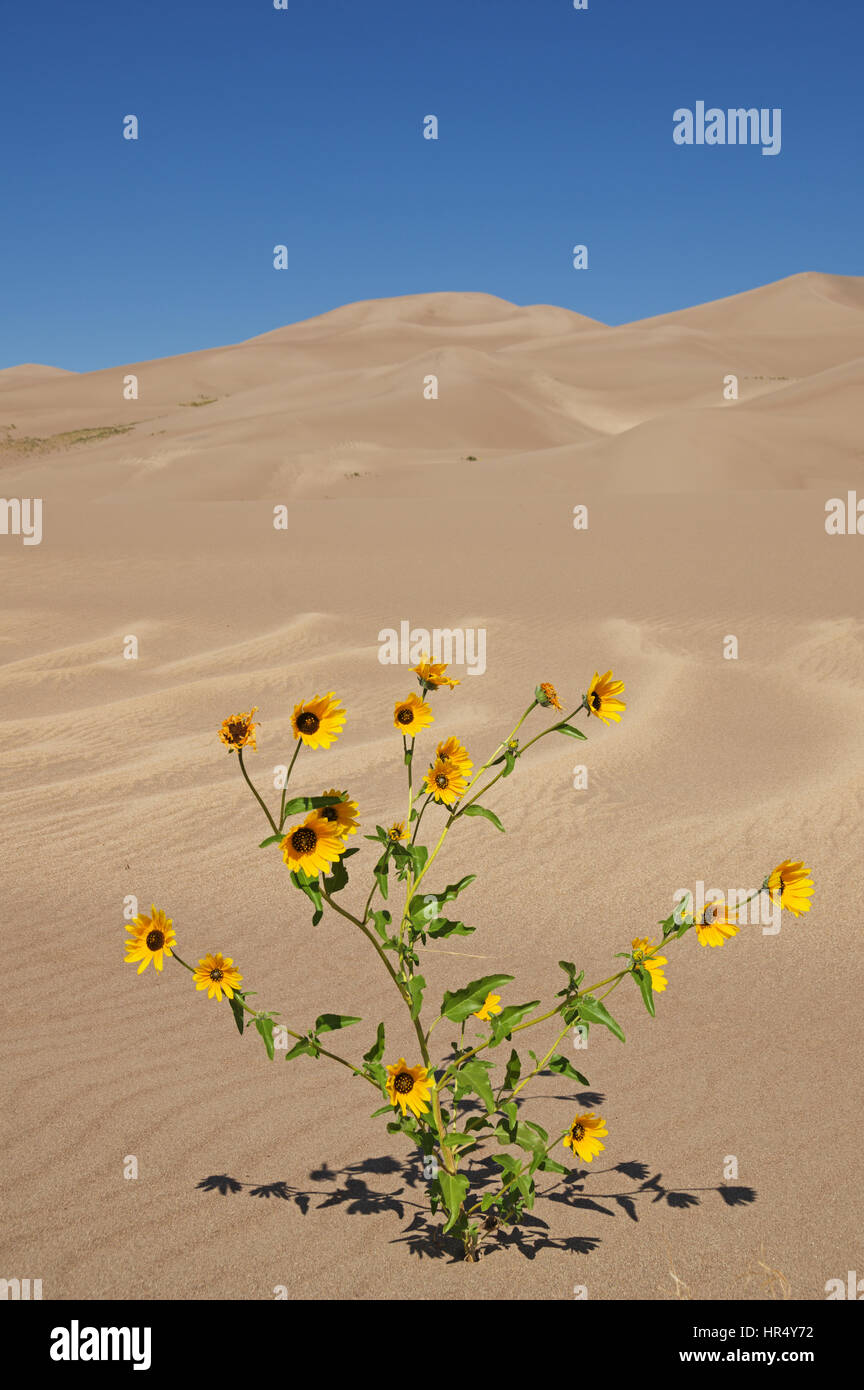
[409, 875, 476, 927]
[490, 1153, 520, 1175]
[363, 1022, 386, 1065]
[440, 974, 514, 1023]
[427, 917, 475, 939]
[364, 1061, 388, 1090]
[547, 1054, 590, 1085]
[516, 1173, 536, 1205]
[374, 851, 390, 900]
[456, 1060, 496, 1114]
[258, 834, 282, 848]
[405, 843, 427, 878]
[290, 869, 323, 923]
[461, 804, 505, 832]
[490, 1001, 540, 1045]
[500, 1101, 518, 1133]
[285, 1037, 315, 1062]
[444, 1131, 482, 1151]
[228, 992, 247, 1036]
[503, 1048, 521, 1090]
[408, 975, 426, 1021]
[314, 1013, 362, 1035]
[496, 1121, 545, 1158]
[369, 909, 396, 948]
[463, 1115, 492, 1134]
[633, 965, 655, 1017]
[322, 847, 359, 897]
[538, 1155, 569, 1175]
[254, 1015, 276, 1061]
[553, 722, 587, 740]
[437, 1171, 469, 1232]
[577, 994, 626, 1043]
[282, 794, 342, 817]
[524, 1119, 548, 1142]
[556, 960, 585, 996]
[322, 860, 348, 895]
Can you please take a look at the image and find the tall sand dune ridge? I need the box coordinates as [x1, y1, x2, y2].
[0, 271, 862, 502]
[1, 271, 862, 1301]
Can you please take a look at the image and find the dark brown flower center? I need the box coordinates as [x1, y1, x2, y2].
[571, 1123, 585, 1143]
[435, 773, 448, 789]
[146, 929, 165, 951]
[291, 826, 318, 854]
[297, 711, 320, 734]
[209, 968, 224, 982]
[397, 707, 414, 726]
[394, 1072, 415, 1094]
[590, 692, 601, 709]
[227, 720, 248, 742]
[321, 806, 338, 821]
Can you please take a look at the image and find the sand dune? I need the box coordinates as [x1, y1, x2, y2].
[1, 274, 862, 1301]
[2, 272, 861, 506]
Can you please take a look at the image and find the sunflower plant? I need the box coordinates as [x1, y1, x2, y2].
[125, 666, 813, 1261]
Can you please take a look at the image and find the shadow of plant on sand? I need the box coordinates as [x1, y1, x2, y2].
[196, 1153, 756, 1263]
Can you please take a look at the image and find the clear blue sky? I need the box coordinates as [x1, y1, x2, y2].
[1, 0, 861, 371]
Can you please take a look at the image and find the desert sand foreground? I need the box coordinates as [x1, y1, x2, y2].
[1, 272, 863, 1300]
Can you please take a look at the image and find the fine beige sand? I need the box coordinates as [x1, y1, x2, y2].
[1, 271, 862, 1300]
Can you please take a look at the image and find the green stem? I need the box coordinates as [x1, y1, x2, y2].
[410, 794, 432, 845]
[238, 748, 280, 837]
[321, 889, 411, 1007]
[321, 884, 454, 1174]
[398, 740, 417, 958]
[510, 1021, 572, 1099]
[360, 846, 391, 925]
[278, 741, 302, 830]
[170, 951, 374, 1084]
[513, 699, 588, 759]
[408, 698, 560, 903]
[436, 1004, 564, 1090]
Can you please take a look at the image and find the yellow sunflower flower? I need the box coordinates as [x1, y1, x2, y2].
[291, 693, 346, 750]
[385, 1058, 434, 1118]
[436, 735, 473, 776]
[124, 906, 176, 974]
[280, 813, 346, 875]
[413, 656, 460, 691]
[387, 821, 406, 842]
[394, 693, 434, 736]
[563, 1112, 607, 1164]
[585, 670, 626, 725]
[318, 789, 360, 838]
[536, 682, 562, 711]
[693, 901, 739, 948]
[473, 992, 502, 1022]
[423, 757, 469, 805]
[219, 708, 258, 753]
[193, 952, 243, 1002]
[766, 860, 813, 918]
[631, 938, 668, 993]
